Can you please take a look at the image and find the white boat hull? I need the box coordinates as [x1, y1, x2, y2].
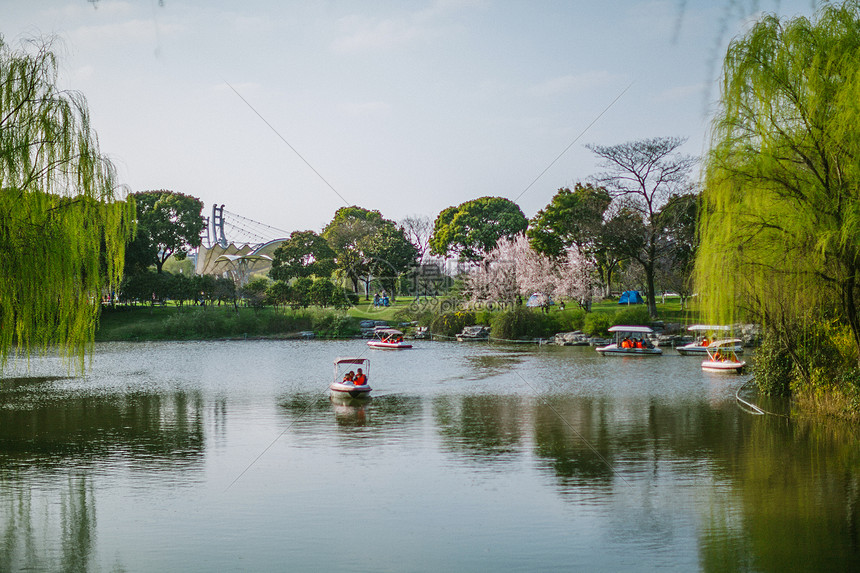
[701, 360, 746, 373]
[367, 341, 412, 349]
[330, 382, 372, 398]
[596, 344, 662, 356]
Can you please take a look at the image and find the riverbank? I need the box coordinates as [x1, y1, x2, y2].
[96, 296, 699, 342]
[96, 305, 359, 341]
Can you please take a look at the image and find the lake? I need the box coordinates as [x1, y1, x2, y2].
[1, 340, 858, 572]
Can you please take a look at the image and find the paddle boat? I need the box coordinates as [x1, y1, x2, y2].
[367, 328, 412, 349]
[596, 325, 662, 356]
[701, 339, 746, 373]
[330, 357, 372, 398]
[677, 325, 743, 355]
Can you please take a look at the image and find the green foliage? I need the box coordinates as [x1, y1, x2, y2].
[127, 190, 204, 273]
[310, 277, 337, 307]
[322, 205, 418, 295]
[269, 230, 335, 282]
[554, 308, 586, 332]
[528, 183, 611, 257]
[753, 332, 795, 396]
[429, 196, 528, 261]
[696, 3, 860, 364]
[290, 277, 313, 309]
[612, 306, 652, 328]
[584, 313, 612, 337]
[430, 311, 476, 337]
[240, 278, 270, 309]
[0, 36, 135, 368]
[310, 309, 358, 338]
[491, 307, 556, 340]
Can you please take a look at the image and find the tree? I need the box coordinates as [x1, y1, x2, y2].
[322, 206, 417, 298]
[528, 183, 612, 305]
[269, 230, 335, 282]
[0, 36, 134, 366]
[400, 215, 433, 263]
[696, 3, 860, 368]
[429, 197, 528, 262]
[310, 277, 337, 307]
[528, 184, 611, 258]
[240, 277, 269, 309]
[587, 137, 696, 317]
[467, 234, 596, 309]
[128, 190, 205, 274]
[656, 193, 699, 308]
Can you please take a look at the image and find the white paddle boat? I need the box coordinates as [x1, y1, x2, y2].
[367, 328, 412, 349]
[701, 339, 746, 373]
[677, 325, 743, 355]
[330, 357, 372, 398]
[596, 325, 662, 356]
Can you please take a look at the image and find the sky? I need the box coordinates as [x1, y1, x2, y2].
[3, 0, 823, 241]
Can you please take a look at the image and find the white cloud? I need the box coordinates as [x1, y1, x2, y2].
[330, 0, 483, 54]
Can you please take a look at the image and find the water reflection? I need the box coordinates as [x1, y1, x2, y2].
[434, 395, 525, 463]
[0, 389, 205, 470]
[533, 396, 615, 484]
[1, 343, 859, 570]
[279, 392, 423, 434]
[0, 379, 208, 573]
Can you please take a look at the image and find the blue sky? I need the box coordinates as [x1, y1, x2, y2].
[3, 0, 822, 238]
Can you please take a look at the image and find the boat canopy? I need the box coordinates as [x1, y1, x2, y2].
[686, 324, 731, 332]
[374, 328, 403, 336]
[707, 339, 743, 348]
[334, 357, 369, 365]
[608, 325, 654, 333]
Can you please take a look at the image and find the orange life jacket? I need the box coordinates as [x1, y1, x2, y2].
[354, 374, 367, 386]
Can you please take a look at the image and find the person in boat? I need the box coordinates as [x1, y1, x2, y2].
[702, 337, 710, 347]
[343, 371, 355, 383]
[712, 350, 723, 361]
[354, 368, 367, 386]
[635, 339, 645, 349]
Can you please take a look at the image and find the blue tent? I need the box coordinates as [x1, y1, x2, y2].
[618, 290, 644, 304]
[527, 293, 553, 307]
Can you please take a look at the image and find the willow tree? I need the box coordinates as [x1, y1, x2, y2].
[0, 37, 135, 368]
[696, 3, 860, 366]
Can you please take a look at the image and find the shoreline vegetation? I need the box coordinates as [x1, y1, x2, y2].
[95, 296, 694, 343]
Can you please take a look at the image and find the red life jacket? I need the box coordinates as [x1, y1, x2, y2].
[354, 374, 367, 386]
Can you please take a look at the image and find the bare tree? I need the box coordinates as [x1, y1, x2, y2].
[587, 136, 696, 317]
[400, 214, 432, 263]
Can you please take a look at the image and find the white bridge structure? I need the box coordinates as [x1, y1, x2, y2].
[194, 204, 289, 284]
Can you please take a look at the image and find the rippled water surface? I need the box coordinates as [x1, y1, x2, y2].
[1, 340, 858, 572]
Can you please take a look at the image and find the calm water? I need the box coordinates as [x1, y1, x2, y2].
[1, 340, 858, 572]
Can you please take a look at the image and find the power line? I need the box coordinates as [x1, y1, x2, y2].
[222, 80, 350, 207]
[513, 81, 633, 203]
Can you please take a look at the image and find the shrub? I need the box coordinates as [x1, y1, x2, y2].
[612, 306, 652, 327]
[584, 313, 612, 337]
[753, 332, 793, 396]
[430, 311, 475, 338]
[554, 308, 586, 332]
[491, 306, 553, 340]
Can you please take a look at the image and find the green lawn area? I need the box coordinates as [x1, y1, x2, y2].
[347, 294, 701, 326]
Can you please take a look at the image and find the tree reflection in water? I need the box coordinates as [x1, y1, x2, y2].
[0, 380, 205, 572]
